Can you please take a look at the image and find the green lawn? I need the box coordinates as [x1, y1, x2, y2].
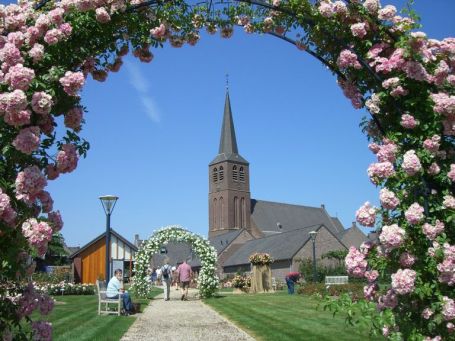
[40, 288, 162, 341]
[204, 291, 383, 341]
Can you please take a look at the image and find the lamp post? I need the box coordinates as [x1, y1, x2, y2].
[99, 195, 118, 281]
[309, 230, 318, 283]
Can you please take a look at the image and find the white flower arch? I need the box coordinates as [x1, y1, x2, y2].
[131, 225, 219, 298]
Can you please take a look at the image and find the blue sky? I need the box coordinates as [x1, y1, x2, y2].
[3, 0, 454, 247]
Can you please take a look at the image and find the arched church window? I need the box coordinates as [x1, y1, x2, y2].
[239, 167, 245, 182]
[213, 168, 218, 183]
[241, 197, 245, 228]
[219, 166, 224, 181]
[234, 197, 239, 227]
[213, 198, 217, 228]
[232, 165, 238, 181]
[219, 197, 224, 228]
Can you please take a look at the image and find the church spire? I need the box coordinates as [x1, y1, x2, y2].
[218, 91, 239, 155]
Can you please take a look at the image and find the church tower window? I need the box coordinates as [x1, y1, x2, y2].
[232, 165, 238, 181]
[219, 166, 224, 181]
[239, 167, 245, 182]
[234, 196, 239, 227]
[213, 198, 217, 228]
[213, 168, 218, 183]
[219, 197, 224, 228]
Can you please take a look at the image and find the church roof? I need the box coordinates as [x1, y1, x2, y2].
[210, 91, 248, 166]
[209, 229, 244, 254]
[250, 199, 344, 237]
[223, 225, 326, 266]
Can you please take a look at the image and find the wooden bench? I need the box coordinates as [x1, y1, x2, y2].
[325, 276, 349, 287]
[96, 280, 122, 316]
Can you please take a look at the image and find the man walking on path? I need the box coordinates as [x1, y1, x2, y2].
[177, 259, 192, 301]
[160, 258, 172, 301]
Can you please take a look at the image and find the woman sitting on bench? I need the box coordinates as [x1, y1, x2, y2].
[106, 269, 133, 315]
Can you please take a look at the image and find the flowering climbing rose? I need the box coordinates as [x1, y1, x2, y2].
[402, 150, 422, 175]
[405, 203, 425, 224]
[391, 269, 417, 295]
[379, 224, 406, 251]
[355, 201, 377, 227]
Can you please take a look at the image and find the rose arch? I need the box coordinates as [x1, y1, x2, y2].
[0, 0, 454, 339]
[130, 225, 219, 298]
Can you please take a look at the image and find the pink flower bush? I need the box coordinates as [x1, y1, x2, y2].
[0, 188, 17, 225]
[391, 269, 417, 295]
[368, 162, 395, 184]
[379, 224, 405, 250]
[377, 289, 398, 310]
[428, 162, 441, 175]
[48, 210, 63, 232]
[364, 270, 379, 283]
[405, 203, 425, 224]
[59, 71, 85, 96]
[355, 201, 377, 227]
[28, 43, 44, 63]
[448, 164, 455, 182]
[150, 24, 166, 38]
[422, 308, 434, 320]
[12, 126, 40, 154]
[379, 188, 400, 209]
[443, 195, 455, 209]
[351, 23, 367, 38]
[442, 297, 455, 321]
[96, 7, 110, 23]
[56, 144, 78, 173]
[378, 5, 397, 20]
[402, 150, 422, 175]
[423, 135, 441, 153]
[377, 142, 398, 163]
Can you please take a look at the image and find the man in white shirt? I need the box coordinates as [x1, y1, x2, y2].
[106, 269, 133, 315]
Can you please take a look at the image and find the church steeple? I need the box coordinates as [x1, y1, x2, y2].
[210, 90, 248, 166]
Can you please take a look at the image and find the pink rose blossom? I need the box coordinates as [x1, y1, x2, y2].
[337, 79, 363, 109]
[48, 210, 63, 232]
[355, 201, 377, 227]
[400, 114, 418, 129]
[428, 163, 441, 175]
[59, 23, 72, 37]
[364, 283, 377, 301]
[378, 5, 397, 20]
[399, 252, 416, 267]
[403, 61, 430, 82]
[367, 162, 395, 184]
[96, 7, 111, 23]
[0, 188, 17, 225]
[379, 224, 405, 250]
[0, 42, 24, 66]
[4, 109, 31, 127]
[59, 71, 85, 96]
[345, 246, 367, 278]
[12, 126, 41, 155]
[46, 164, 59, 180]
[22, 218, 53, 255]
[150, 23, 166, 39]
[391, 268, 416, 295]
[364, 270, 379, 283]
[64, 107, 83, 131]
[437, 257, 455, 286]
[377, 289, 398, 310]
[368, 143, 380, 154]
[333, 1, 347, 16]
[402, 150, 422, 176]
[37, 114, 55, 135]
[363, 0, 380, 14]
[0, 89, 27, 114]
[442, 297, 455, 321]
[443, 195, 455, 209]
[56, 144, 78, 173]
[31, 91, 53, 115]
[447, 322, 455, 333]
[422, 308, 434, 320]
[379, 188, 400, 210]
[318, 2, 334, 18]
[422, 220, 445, 241]
[29, 43, 44, 63]
[48, 8, 64, 25]
[405, 202, 425, 224]
[377, 142, 397, 162]
[4, 63, 35, 90]
[44, 28, 64, 45]
[423, 135, 441, 153]
[15, 165, 47, 203]
[351, 23, 367, 38]
[337, 49, 362, 69]
[448, 164, 455, 182]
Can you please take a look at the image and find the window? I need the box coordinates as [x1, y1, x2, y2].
[219, 197, 224, 229]
[213, 168, 218, 183]
[213, 198, 217, 228]
[234, 197, 239, 227]
[219, 166, 224, 181]
[241, 197, 246, 228]
[239, 167, 245, 182]
[232, 165, 238, 181]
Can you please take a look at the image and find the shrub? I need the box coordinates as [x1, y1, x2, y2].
[297, 283, 364, 301]
[35, 282, 95, 296]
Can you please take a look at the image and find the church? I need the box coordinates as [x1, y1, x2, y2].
[206, 90, 368, 279]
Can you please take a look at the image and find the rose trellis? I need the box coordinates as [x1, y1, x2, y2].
[130, 225, 219, 298]
[0, 0, 454, 339]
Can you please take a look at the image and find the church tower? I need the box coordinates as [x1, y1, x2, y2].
[208, 90, 251, 238]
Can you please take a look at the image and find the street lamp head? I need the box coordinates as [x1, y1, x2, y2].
[309, 230, 318, 242]
[99, 195, 119, 215]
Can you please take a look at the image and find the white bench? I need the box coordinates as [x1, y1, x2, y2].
[325, 276, 349, 287]
[96, 280, 122, 316]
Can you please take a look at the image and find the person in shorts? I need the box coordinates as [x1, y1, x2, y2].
[176, 259, 192, 301]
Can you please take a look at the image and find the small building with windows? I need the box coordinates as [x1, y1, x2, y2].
[69, 229, 137, 284]
[208, 90, 368, 280]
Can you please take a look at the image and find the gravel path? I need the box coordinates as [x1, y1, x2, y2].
[121, 287, 255, 341]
